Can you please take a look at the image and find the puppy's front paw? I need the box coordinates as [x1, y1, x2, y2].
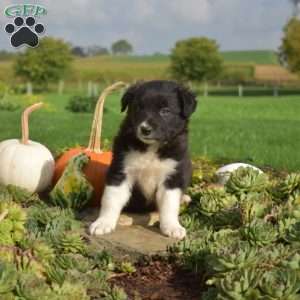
[160, 222, 186, 240]
[89, 218, 116, 235]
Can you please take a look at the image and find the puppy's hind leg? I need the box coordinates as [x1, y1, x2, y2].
[89, 181, 131, 235]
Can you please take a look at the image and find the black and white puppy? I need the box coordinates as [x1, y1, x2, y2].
[89, 80, 197, 239]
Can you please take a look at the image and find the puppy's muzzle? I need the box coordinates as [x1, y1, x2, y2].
[137, 122, 157, 144]
[140, 123, 152, 137]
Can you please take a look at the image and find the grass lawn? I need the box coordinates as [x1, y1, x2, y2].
[0, 92, 299, 171]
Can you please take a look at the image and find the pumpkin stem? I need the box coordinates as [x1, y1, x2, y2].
[21, 102, 43, 144]
[87, 82, 127, 153]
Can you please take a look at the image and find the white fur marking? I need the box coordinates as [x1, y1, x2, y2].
[157, 187, 186, 239]
[124, 149, 177, 202]
[89, 182, 131, 235]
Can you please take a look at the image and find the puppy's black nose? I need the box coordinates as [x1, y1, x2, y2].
[140, 123, 152, 136]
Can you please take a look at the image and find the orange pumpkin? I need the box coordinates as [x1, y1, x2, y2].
[53, 82, 126, 207]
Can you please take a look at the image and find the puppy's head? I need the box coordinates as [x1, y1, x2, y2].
[121, 80, 197, 145]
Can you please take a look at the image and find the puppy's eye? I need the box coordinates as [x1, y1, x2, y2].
[159, 108, 171, 116]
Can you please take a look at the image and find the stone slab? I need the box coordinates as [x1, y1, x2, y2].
[80, 209, 178, 260]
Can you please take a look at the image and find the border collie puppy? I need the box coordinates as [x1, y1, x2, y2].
[89, 80, 197, 239]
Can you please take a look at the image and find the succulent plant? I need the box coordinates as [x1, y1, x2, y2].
[0, 200, 26, 246]
[240, 192, 272, 223]
[105, 285, 128, 300]
[197, 187, 237, 216]
[49, 233, 86, 255]
[0, 185, 12, 202]
[0, 261, 17, 294]
[226, 167, 269, 198]
[212, 229, 241, 249]
[258, 268, 300, 299]
[207, 243, 258, 273]
[207, 268, 261, 300]
[271, 173, 300, 202]
[284, 221, 300, 244]
[26, 203, 81, 237]
[7, 184, 41, 206]
[51, 280, 90, 300]
[279, 217, 297, 238]
[118, 262, 136, 274]
[280, 195, 300, 220]
[45, 263, 66, 286]
[213, 208, 242, 228]
[191, 157, 218, 185]
[14, 271, 52, 299]
[241, 219, 279, 247]
[191, 168, 205, 185]
[281, 252, 300, 270]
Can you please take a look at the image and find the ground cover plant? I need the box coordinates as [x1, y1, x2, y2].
[168, 165, 300, 299]
[1, 160, 300, 299]
[0, 184, 129, 299]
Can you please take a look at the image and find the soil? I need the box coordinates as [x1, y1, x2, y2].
[110, 259, 203, 300]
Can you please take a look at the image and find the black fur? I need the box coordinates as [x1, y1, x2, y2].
[106, 80, 197, 212]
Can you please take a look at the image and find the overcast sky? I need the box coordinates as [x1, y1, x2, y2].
[0, 0, 294, 54]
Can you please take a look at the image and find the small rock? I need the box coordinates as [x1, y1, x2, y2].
[216, 163, 263, 185]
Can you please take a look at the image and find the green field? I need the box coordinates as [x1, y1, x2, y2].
[0, 50, 280, 84]
[221, 50, 278, 64]
[0, 92, 299, 171]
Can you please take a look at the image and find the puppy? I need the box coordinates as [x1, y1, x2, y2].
[89, 80, 197, 239]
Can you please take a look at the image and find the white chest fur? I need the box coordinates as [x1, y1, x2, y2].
[123, 148, 178, 200]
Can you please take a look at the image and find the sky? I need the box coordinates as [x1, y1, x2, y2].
[0, 0, 294, 54]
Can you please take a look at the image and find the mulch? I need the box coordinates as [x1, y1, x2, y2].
[109, 259, 203, 300]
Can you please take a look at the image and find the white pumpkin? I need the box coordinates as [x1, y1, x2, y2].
[0, 103, 54, 193]
[216, 163, 263, 185]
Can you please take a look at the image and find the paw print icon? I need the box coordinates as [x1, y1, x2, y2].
[5, 16, 45, 48]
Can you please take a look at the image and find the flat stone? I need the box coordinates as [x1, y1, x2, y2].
[80, 209, 178, 261]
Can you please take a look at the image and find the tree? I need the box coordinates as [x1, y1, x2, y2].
[14, 37, 73, 87]
[290, 0, 300, 16]
[170, 37, 223, 82]
[111, 39, 133, 55]
[279, 18, 300, 73]
[0, 50, 15, 61]
[72, 46, 86, 57]
[87, 46, 109, 56]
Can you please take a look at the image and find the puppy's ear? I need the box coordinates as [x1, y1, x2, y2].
[121, 82, 141, 112]
[177, 85, 197, 118]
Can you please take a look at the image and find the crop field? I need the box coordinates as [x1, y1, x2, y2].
[221, 50, 279, 64]
[255, 64, 299, 82]
[0, 92, 299, 171]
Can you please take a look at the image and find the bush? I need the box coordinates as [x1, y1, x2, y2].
[220, 64, 255, 84]
[66, 95, 98, 113]
[14, 37, 73, 88]
[170, 37, 223, 82]
[0, 99, 19, 111]
[0, 81, 9, 98]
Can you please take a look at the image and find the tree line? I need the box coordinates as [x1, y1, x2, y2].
[72, 39, 133, 57]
